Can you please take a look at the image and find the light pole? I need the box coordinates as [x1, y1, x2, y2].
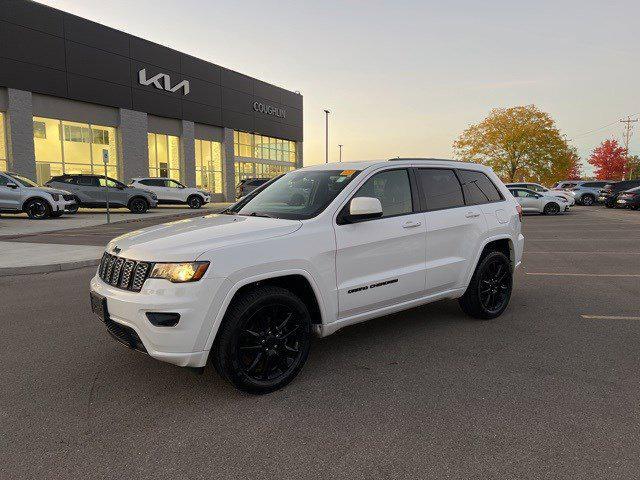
[338, 144, 343, 163]
[102, 148, 110, 224]
[324, 109, 330, 163]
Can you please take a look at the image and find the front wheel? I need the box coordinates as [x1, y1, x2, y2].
[212, 286, 312, 394]
[24, 198, 52, 219]
[459, 251, 513, 320]
[128, 197, 149, 213]
[543, 202, 560, 215]
[187, 195, 203, 209]
[581, 194, 595, 206]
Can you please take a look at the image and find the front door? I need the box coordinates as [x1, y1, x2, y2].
[334, 168, 427, 319]
[165, 179, 187, 202]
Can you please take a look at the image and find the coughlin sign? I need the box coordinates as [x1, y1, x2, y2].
[253, 101, 286, 119]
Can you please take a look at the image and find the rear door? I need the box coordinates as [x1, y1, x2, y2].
[416, 168, 486, 294]
[334, 168, 426, 319]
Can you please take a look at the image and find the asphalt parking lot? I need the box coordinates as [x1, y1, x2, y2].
[2, 206, 640, 479]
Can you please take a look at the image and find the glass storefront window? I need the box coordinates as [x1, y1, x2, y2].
[233, 130, 297, 182]
[33, 116, 118, 184]
[0, 112, 7, 172]
[148, 132, 182, 181]
[195, 139, 223, 193]
[234, 161, 294, 181]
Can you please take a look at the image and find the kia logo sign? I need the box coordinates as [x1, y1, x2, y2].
[138, 69, 190, 96]
[253, 101, 286, 119]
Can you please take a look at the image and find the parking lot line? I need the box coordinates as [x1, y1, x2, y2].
[525, 272, 640, 277]
[581, 315, 640, 321]
[525, 251, 640, 255]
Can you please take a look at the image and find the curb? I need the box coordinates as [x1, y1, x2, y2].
[0, 258, 101, 277]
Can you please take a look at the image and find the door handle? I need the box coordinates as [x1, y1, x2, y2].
[402, 221, 422, 228]
[465, 211, 481, 218]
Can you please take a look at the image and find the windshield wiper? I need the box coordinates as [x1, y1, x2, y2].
[220, 209, 237, 215]
[248, 211, 273, 218]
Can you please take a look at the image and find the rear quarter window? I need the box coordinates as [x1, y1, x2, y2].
[457, 170, 503, 205]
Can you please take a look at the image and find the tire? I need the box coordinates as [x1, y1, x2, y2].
[24, 198, 52, 220]
[543, 202, 560, 215]
[187, 195, 203, 209]
[459, 250, 513, 320]
[211, 286, 312, 394]
[605, 201, 615, 209]
[581, 194, 595, 206]
[50, 211, 63, 218]
[128, 197, 149, 213]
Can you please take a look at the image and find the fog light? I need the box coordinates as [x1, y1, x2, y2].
[146, 312, 180, 327]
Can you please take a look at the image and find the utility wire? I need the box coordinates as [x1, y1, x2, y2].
[572, 113, 640, 140]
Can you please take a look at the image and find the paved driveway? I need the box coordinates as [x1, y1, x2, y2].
[1, 206, 640, 479]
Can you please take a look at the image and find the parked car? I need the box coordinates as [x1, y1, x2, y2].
[0, 171, 76, 219]
[236, 178, 270, 198]
[90, 159, 524, 394]
[505, 182, 575, 206]
[508, 187, 568, 214]
[553, 180, 582, 190]
[46, 174, 158, 213]
[615, 186, 640, 210]
[598, 180, 640, 208]
[130, 178, 210, 209]
[570, 180, 611, 205]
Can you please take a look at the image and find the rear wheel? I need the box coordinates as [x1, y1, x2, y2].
[24, 198, 52, 220]
[543, 202, 560, 215]
[187, 195, 203, 209]
[581, 194, 595, 206]
[128, 197, 149, 213]
[212, 286, 312, 394]
[459, 251, 513, 320]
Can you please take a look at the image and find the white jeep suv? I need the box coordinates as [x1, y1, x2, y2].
[130, 177, 211, 209]
[90, 159, 524, 394]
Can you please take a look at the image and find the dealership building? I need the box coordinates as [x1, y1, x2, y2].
[0, 0, 303, 201]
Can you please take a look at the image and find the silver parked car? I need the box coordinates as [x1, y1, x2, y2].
[46, 174, 158, 213]
[508, 187, 568, 214]
[569, 180, 612, 205]
[0, 171, 76, 219]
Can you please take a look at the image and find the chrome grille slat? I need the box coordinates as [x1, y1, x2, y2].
[98, 253, 151, 292]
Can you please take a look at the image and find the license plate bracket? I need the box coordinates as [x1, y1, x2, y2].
[90, 291, 109, 323]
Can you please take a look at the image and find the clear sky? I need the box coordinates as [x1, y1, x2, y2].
[39, 0, 640, 173]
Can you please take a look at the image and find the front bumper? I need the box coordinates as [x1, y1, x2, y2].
[90, 274, 225, 367]
[52, 198, 76, 213]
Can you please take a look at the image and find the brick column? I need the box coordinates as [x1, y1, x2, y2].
[181, 120, 196, 187]
[295, 141, 303, 168]
[6, 89, 35, 179]
[223, 128, 235, 201]
[118, 108, 148, 182]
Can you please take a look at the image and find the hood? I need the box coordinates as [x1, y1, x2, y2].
[35, 186, 72, 195]
[106, 214, 302, 262]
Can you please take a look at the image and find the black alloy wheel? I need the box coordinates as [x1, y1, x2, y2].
[188, 195, 203, 209]
[128, 197, 149, 213]
[459, 250, 513, 319]
[543, 202, 560, 215]
[212, 286, 311, 394]
[24, 199, 51, 219]
[581, 194, 594, 206]
[66, 201, 79, 214]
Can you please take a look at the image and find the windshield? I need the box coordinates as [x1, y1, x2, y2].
[229, 169, 361, 220]
[7, 173, 39, 187]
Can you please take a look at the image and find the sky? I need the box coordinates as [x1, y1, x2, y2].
[39, 0, 640, 174]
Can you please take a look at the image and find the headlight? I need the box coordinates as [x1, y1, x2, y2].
[149, 262, 209, 283]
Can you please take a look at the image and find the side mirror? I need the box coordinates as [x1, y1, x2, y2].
[343, 196, 383, 223]
[6, 182, 18, 189]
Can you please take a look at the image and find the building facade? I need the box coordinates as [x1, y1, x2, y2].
[0, 0, 303, 201]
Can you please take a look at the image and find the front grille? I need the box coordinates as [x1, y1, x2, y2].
[62, 194, 75, 201]
[98, 253, 152, 292]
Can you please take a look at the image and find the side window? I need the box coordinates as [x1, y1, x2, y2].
[0, 175, 9, 187]
[78, 176, 98, 187]
[167, 180, 183, 188]
[509, 189, 520, 198]
[98, 177, 120, 188]
[417, 169, 464, 211]
[139, 179, 153, 186]
[353, 169, 413, 218]
[458, 170, 503, 205]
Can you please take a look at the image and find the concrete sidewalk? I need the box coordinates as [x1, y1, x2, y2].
[0, 241, 103, 276]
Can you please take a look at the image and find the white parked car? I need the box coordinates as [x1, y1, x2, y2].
[130, 178, 210, 209]
[508, 187, 568, 214]
[90, 159, 524, 394]
[506, 182, 575, 207]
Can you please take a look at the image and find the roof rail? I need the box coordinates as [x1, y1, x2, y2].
[387, 157, 461, 162]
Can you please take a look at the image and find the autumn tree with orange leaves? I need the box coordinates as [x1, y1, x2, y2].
[587, 139, 627, 180]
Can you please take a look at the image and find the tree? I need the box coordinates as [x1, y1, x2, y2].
[587, 139, 627, 180]
[453, 105, 573, 184]
[626, 155, 640, 180]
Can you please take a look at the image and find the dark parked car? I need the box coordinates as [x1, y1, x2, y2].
[236, 178, 270, 198]
[615, 186, 640, 210]
[598, 180, 640, 208]
[46, 174, 158, 213]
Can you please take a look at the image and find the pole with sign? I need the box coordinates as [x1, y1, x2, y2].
[102, 149, 110, 224]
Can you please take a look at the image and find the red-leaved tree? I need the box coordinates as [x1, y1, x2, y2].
[588, 139, 627, 180]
